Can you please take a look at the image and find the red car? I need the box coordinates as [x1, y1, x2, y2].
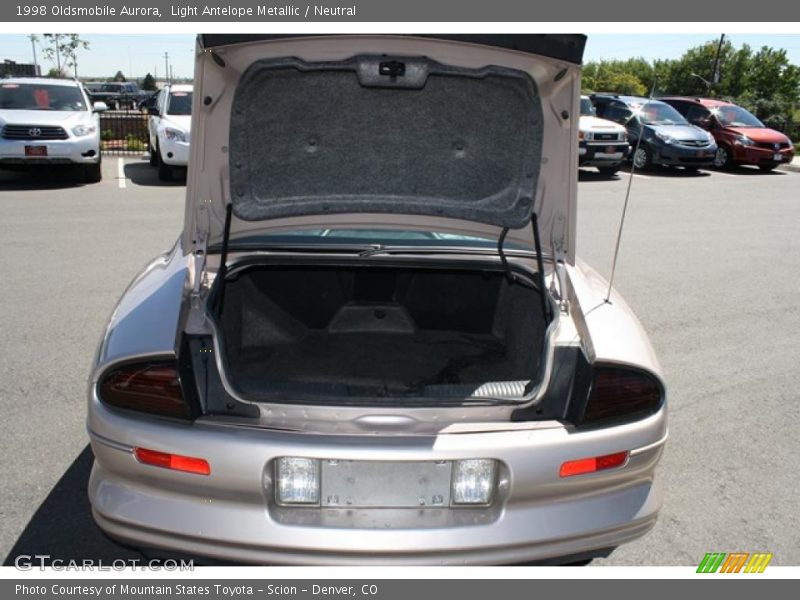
[660, 97, 795, 171]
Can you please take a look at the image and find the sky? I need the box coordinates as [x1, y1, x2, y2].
[1, 33, 799, 80]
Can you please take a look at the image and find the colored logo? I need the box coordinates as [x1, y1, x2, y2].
[697, 552, 773, 573]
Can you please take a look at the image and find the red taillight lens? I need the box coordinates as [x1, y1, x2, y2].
[98, 360, 190, 419]
[582, 366, 663, 424]
[559, 451, 629, 477]
[134, 447, 210, 475]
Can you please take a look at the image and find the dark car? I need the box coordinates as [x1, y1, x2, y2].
[88, 82, 147, 110]
[659, 97, 795, 171]
[590, 94, 717, 171]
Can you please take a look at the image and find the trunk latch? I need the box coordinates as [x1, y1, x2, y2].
[379, 60, 406, 79]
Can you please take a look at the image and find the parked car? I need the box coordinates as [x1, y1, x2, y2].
[138, 90, 158, 112]
[88, 34, 666, 565]
[89, 81, 147, 110]
[147, 84, 192, 180]
[0, 77, 106, 182]
[659, 96, 795, 171]
[578, 95, 630, 175]
[590, 94, 717, 171]
[83, 81, 106, 95]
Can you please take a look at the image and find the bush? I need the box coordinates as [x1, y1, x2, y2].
[100, 129, 113, 141]
[125, 134, 147, 151]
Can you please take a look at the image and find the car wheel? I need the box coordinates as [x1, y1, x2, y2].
[597, 166, 620, 176]
[713, 145, 733, 169]
[83, 159, 102, 183]
[759, 163, 778, 172]
[148, 136, 158, 166]
[156, 143, 173, 181]
[632, 145, 652, 170]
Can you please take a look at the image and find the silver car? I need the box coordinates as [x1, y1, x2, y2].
[88, 34, 667, 565]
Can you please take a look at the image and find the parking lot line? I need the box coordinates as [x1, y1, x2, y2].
[117, 157, 126, 189]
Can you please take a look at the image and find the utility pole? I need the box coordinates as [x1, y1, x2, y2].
[164, 52, 170, 84]
[29, 35, 39, 75]
[710, 33, 725, 94]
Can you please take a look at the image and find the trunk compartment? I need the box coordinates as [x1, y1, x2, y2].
[213, 262, 549, 402]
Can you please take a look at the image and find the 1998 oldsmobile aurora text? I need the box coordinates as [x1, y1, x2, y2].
[25, 5, 358, 18]
[87, 34, 667, 565]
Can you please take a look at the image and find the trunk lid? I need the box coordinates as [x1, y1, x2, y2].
[184, 35, 585, 260]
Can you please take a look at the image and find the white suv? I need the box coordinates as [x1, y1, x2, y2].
[578, 95, 630, 176]
[0, 78, 106, 182]
[147, 84, 192, 181]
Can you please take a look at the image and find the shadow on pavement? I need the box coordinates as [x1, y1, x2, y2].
[0, 167, 88, 191]
[124, 160, 186, 187]
[2, 445, 142, 567]
[578, 168, 624, 183]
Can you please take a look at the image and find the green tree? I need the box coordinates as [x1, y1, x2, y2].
[42, 33, 89, 78]
[580, 39, 799, 126]
[141, 72, 157, 91]
[582, 61, 647, 96]
[114, 70, 126, 82]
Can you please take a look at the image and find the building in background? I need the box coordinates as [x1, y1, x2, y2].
[1, 60, 41, 77]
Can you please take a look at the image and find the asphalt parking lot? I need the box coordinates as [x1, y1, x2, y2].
[0, 156, 798, 566]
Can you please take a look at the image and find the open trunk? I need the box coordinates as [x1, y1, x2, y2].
[213, 263, 550, 402]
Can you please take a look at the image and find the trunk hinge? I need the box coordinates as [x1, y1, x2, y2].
[496, 215, 553, 323]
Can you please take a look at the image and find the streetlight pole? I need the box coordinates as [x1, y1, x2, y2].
[690, 73, 713, 94]
[710, 33, 725, 93]
[29, 35, 39, 75]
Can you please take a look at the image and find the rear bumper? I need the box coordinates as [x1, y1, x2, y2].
[578, 142, 630, 167]
[88, 395, 667, 565]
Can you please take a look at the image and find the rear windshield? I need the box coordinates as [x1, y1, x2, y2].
[167, 91, 192, 116]
[712, 105, 764, 128]
[631, 101, 687, 126]
[0, 83, 87, 111]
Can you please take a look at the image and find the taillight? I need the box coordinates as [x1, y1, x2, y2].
[98, 360, 191, 419]
[582, 366, 663, 424]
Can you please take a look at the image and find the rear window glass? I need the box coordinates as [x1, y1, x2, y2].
[167, 91, 192, 116]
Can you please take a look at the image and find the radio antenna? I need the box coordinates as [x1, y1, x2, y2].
[605, 78, 658, 303]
